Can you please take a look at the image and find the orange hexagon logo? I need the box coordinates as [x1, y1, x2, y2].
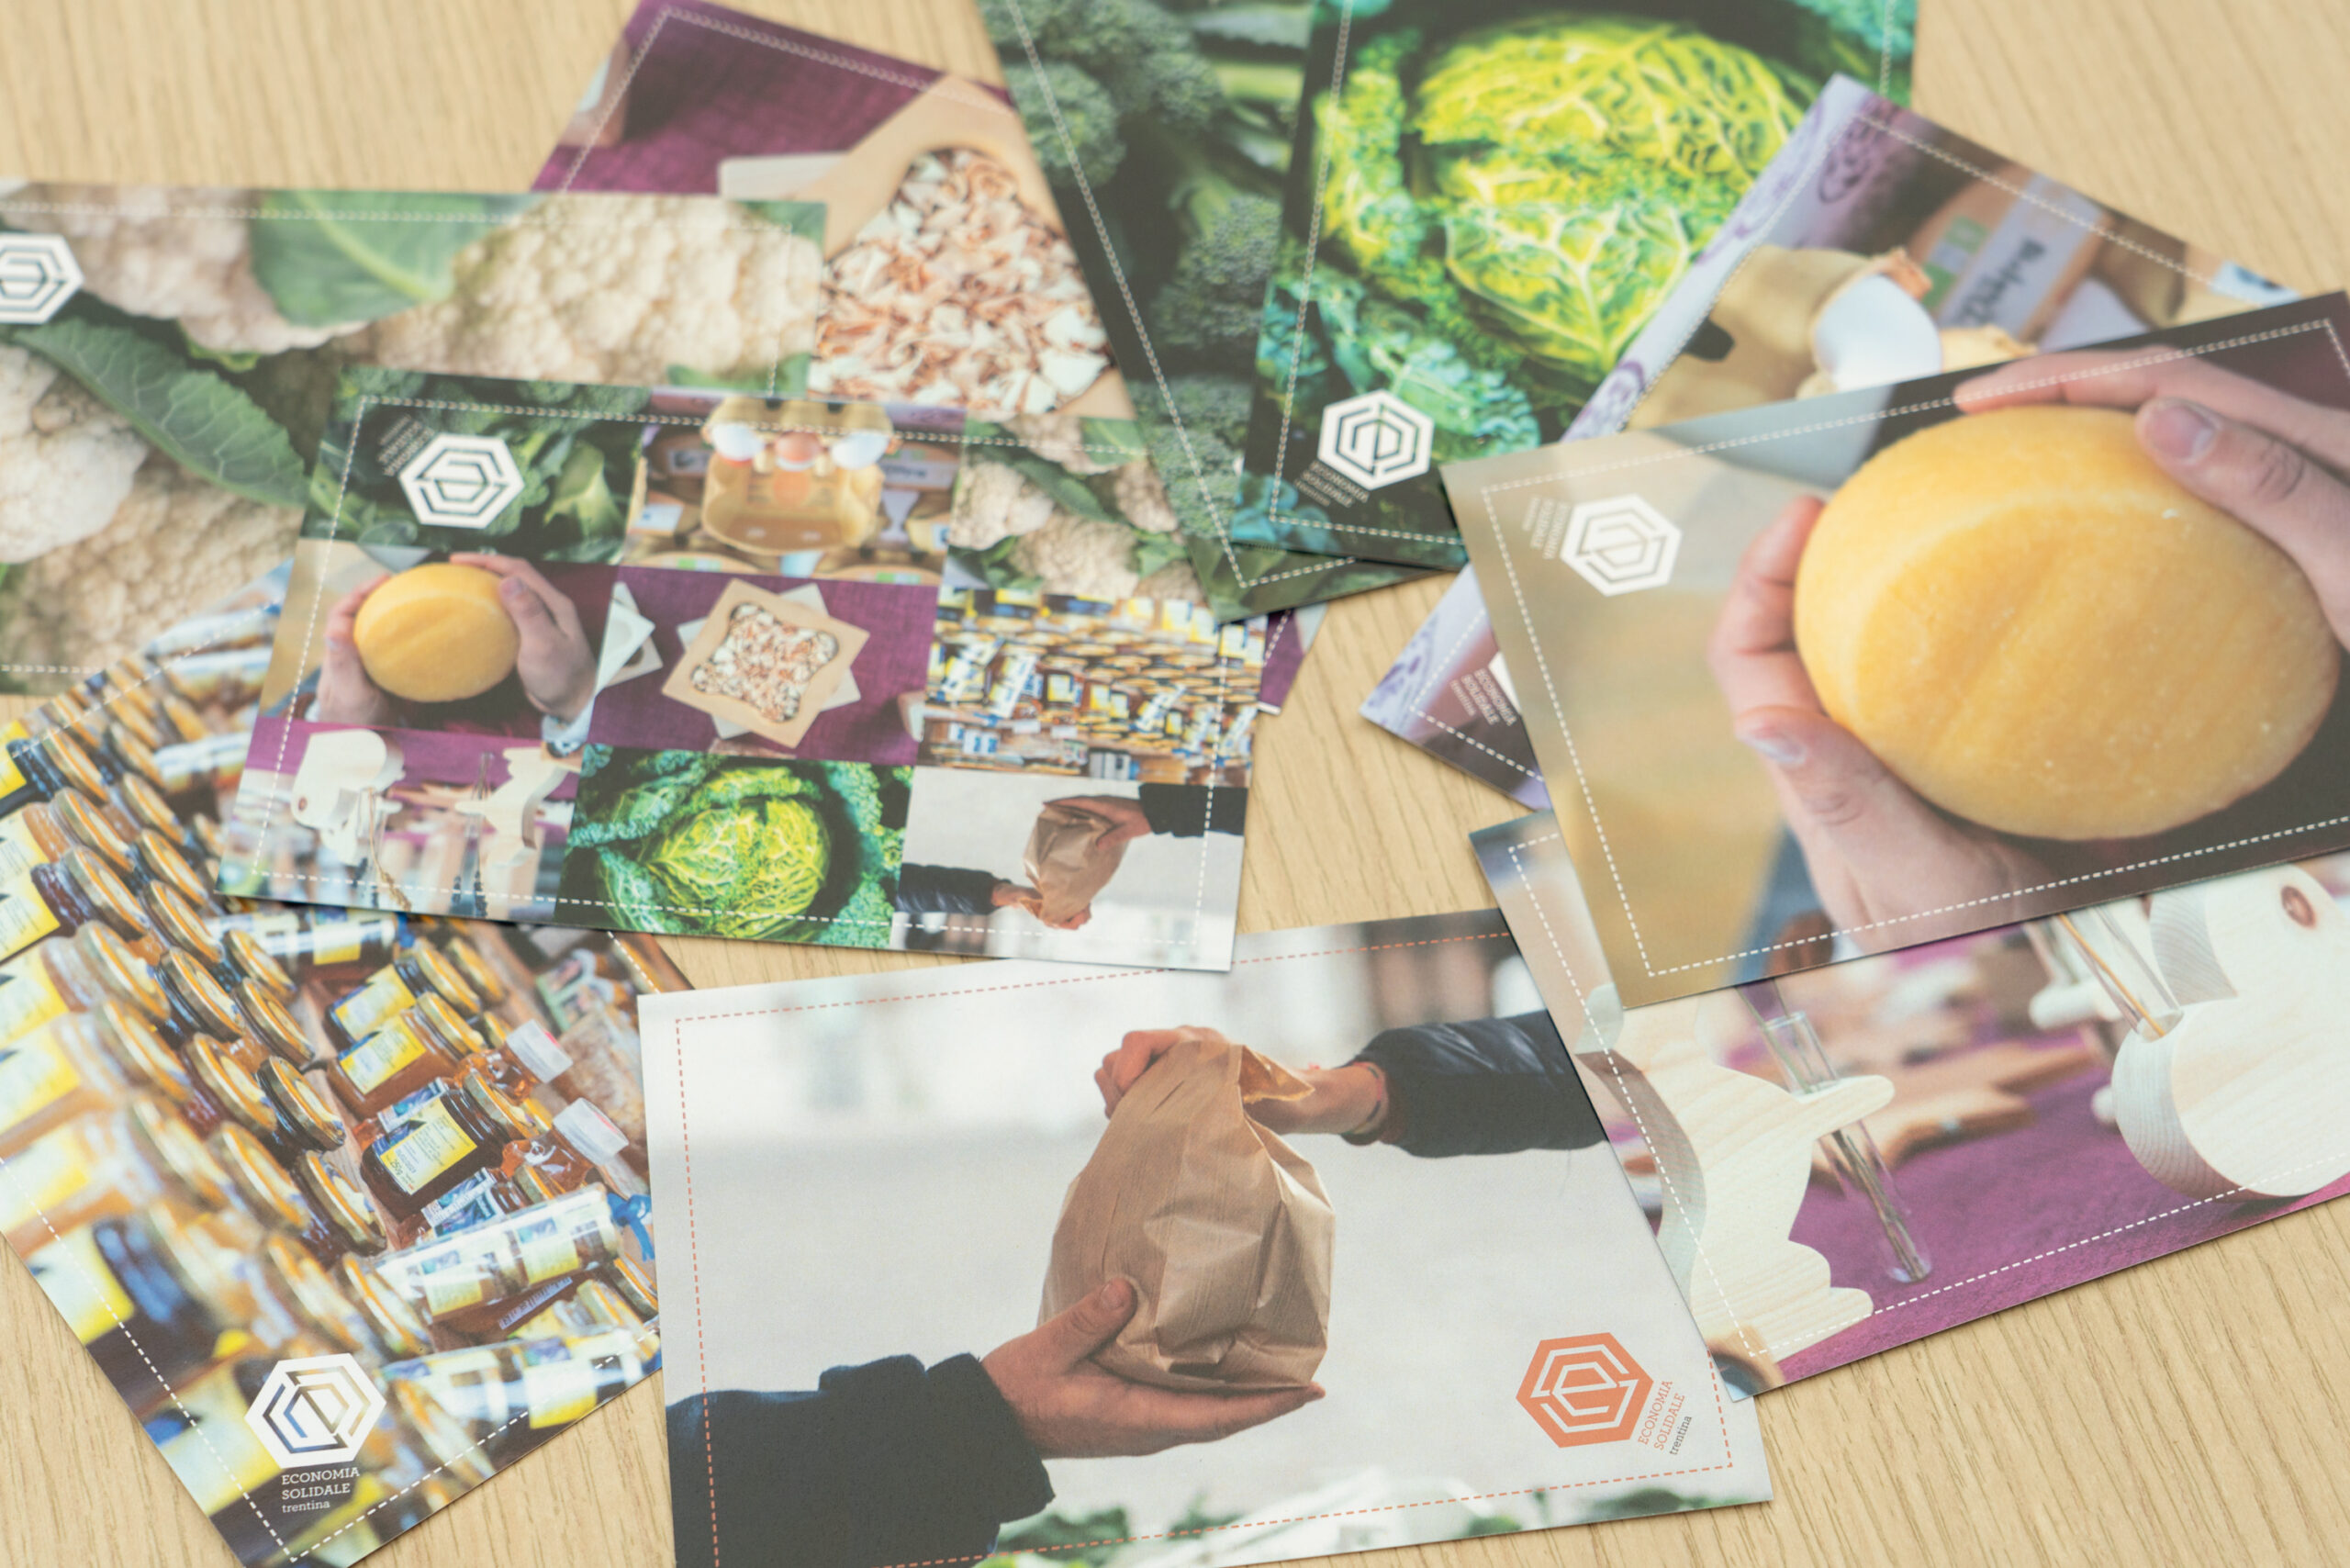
[1516, 1334, 1653, 1448]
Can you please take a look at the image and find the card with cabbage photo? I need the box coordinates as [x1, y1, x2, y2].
[638, 909, 1769, 1568]
[0, 569, 680, 1567]
[1365, 75, 2300, 811]
[1452, 292, 2350, 1007]
[0, 181, 825, 693]
[223, 371, 1258, 972]
[1233, 0, 1915, 570]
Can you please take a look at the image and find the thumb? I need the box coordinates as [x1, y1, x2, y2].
[1735, 705, 1961, 871]
[498, 577, 558, 644]
[1035, 1277, 1137, 1367]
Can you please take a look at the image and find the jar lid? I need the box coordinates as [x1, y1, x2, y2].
[456, 1067, 532, 1140]
[114, 771, 181, 840]
[554, 1100, 628, 1164]
[208, 1121, 310, 1232]
[125, 1095, 231, 1209]
[340, 1258, 435, 1362]
[104, 725, 162, 792]
[158, 695, 209, 745]
[188, 813, 226, 863]
[38, 731, 108, 800]
[81, 925, 168, 1025]
[145, 885, 225, 969]
[258, 1060, 346, 1152]
[224, 929, 295, 1003]
[238, 982, 312, 1065]
[262, 1233, 372, 1357]
[135, 830, 210, 908]
[159, 949, 243, 1042]
[439, 935, 508, 1008]
[106, 701, 169, 755]
[509, 1161, 561, 1206]
[50, 790, 135, 878]
[93, 1002, 192, 1104]
[187, 1037, 275, 1136]
[405, 942, 480, 1014]
[293, 1152, 386, 1255]
[411, 991, 485, 1057]
[607, 1256, 656, 1319]
[60, 848, 145, 940]
[498, 1019, 572, 1083]
[101, 657, 161, 711]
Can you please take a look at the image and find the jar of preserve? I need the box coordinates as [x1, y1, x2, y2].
[222, 929, 297, 1006]
[24, 1205, 233, 1412]
[325, 1008, 471, 1119]
[436, 934, 509, 1010]
[109, 769, 184, 846]
[151, 732, 248, 803]
[327, 941, 478, 1049]
[237, 983, 315, 1069]
[188, 812, 228, 868]
[258, 1232, 375, 1358]
[290, 1151, 387, 1264]
[50, 790, 138, 884]
[182, 1036, 278, 1142]
[87, 1002, 200, 1113]
[0, 730, 110, 821]
[476, 1018, 571, 1106]
[143, 882, 226, 974]
[0, 1010, 147, 1158]
[553, 1002, 649, 1153]
[209, 908, 401, 979]
[155, 949, 249, 1055]
[507, 1100, 645, 1204]
[134, 829, 217, 913]
[371, 1186, 621, 1329]
[0, 846, 145, 962]
[406, 1166, 527, 1242]
[384, 1331, 644, 1473]
[0, 793, 101, 884]
[255, 1059, 347, 1165]
[208, 1121, 314, 1237]
[0, 923, 169, 1046]
[156, 694, 210, 745]
[359, 1069, 535, 1220]
[338, 1255, 433, 1361]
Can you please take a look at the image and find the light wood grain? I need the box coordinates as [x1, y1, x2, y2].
[5, 1, 2350, 1563]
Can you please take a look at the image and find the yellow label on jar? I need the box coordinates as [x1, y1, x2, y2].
[0, 875, 60, 960]
[375, 1100, 478, 1195]
[421, 1271, 487, 1317]
[0, 1036, 79, 1139]
[310, 917, 394, 969]
[332, 971, 417, 1043]
[30, 1226, 134, 1344]
[0, 811, 55, 884]
[0, 1134, 92, 1238]
[519, 1231, 582, 1286]
[0, 731, 25, 801]
[338, 1019, 427, 1096]
[0, 952, 69, 1046]
[520, 1358, 599, 1428]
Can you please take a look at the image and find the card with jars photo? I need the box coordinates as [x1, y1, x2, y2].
[224, 371, 1259, 972]
[0, 571, 680, 1566]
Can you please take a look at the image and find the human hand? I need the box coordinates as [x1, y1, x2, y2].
[1957, 351, 2350, 645]
[450, 554, 599, 722]
[981, 1277, 1322, 1459]
[1708, 498, 2050, 946]
[1046, 794, 1153, 848]
[314, 579, 398, 726]
[1094, 1028, 1385, 1135]
[990, 880, 1093, 929]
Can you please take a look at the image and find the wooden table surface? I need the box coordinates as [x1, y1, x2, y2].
[4, 0, 2349, 1562]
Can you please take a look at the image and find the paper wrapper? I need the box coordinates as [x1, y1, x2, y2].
[1020, 801, 1130, 926]
[1041, 1028, 1334, 1390]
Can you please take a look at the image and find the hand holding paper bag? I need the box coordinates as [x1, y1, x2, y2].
[1016, 800, 1136, 929]
[1042, 1027, 1335, 1391]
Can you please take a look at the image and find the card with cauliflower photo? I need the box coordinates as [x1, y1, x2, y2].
[0, 182, 824, 692]
[1452, 291, 2350, 1007]
[1236, 0, 1916, 570]
[224, 371, 1260, 970]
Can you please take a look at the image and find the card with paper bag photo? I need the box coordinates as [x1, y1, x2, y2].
[638, 911, 1769, 1568]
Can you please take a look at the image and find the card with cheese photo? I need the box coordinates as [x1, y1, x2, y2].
[1454, 292, 2350, 1006]
[636, 910, 1769, 1568]
[224, 372, 1264, 970]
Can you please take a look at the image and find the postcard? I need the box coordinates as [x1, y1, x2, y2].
[1235, 5, 1917, 568]
[0, 571, 675, 1565]
[1480, 812, 2350, 1391]
[1368, 77, 2299, 808]
[222, 372, 1258, 971]
[0, 179, 825, 693]
[1455, 293, 2350, 1004]
[638, 910, 1769, 1568]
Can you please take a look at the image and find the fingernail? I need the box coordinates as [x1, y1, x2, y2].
[1098, 1277, 1134, 1310]
[2143, 398, 2219, 463]
[1737, 725, 1805, 767]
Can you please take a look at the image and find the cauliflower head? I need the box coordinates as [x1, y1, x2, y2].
[356, 194, 822, 386]
[0, 343, 150, 566]
[0, 453, 299, 675]
[1135, 558, 1205, 603]
[949, 463, 1059, 551]
[1111, 459, 1178, 534]
[1004, 411, 1123, 475]
[1014, 512, 1142, 600]
[13, 184, 368, 355]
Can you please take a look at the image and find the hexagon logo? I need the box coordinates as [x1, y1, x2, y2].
[0, 234, 83, 325]
[398, 432, 526, 529]
[244, 1353, 385, 1467]
[1516, 1334, 1653, 1448]
[1317, 390, 1434, 490]
[1560, 494, 1679, 596]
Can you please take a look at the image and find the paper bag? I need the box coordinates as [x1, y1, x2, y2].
[1019, 801, 1130, 926]
[1041, 1028, 1334, 1390]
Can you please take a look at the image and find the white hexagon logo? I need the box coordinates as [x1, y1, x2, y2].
[398, 432, 526, 529]
[0, 234, 83, 325]
[1318, 390, 1434, 490]
[243, 1353, 385, 1467]
[1561, 495, 1679, 596]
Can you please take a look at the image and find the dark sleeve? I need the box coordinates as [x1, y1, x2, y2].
[668, 1354, 1054, 1568]
[1137, 784, 1247, 838]
[1350, 1011, 1606, 1158]
[895, 864, 1002, 916]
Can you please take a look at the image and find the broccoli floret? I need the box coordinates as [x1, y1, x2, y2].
[1146, 191, 1281, 372]
[983, 0, 1224, 131]
[1163, 375, 1254, 449]
[1133, 380, 1240, 542]
[1006, 62, 1126, 186]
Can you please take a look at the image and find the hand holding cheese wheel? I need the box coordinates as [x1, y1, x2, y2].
[351, 562, 521, 703]
[1793, 404, 2339, 840]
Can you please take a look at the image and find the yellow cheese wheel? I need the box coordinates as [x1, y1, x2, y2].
[352, 563, 520, 703]
[1793, 405, 2339, 841]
